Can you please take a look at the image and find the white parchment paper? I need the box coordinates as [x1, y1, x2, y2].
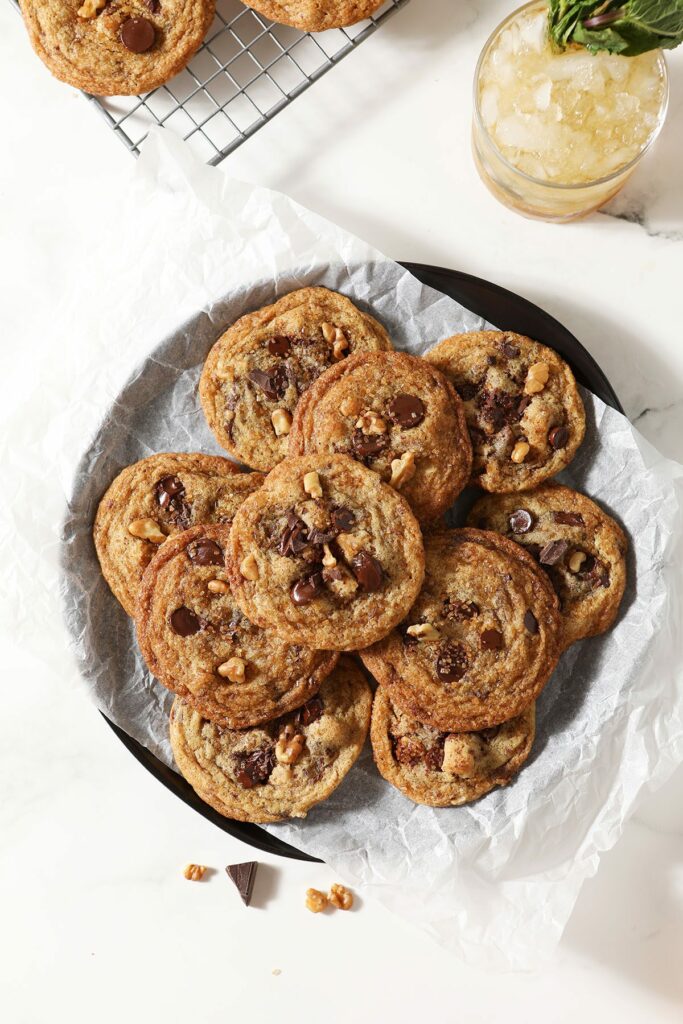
[10, 132, 683, 969]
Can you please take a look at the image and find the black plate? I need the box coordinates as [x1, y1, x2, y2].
[102, 262, 622, 863]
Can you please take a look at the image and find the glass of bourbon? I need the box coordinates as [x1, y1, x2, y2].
[472, 1, 669, 222]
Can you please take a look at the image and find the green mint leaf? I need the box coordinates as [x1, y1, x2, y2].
[548, 0, 683, 54]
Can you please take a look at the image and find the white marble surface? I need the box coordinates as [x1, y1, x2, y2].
[1, 0, 682, 1020]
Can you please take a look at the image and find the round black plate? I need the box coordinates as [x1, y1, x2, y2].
[102, 263, 622, 863]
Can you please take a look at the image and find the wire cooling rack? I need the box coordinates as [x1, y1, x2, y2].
[12, 0, 409, 164]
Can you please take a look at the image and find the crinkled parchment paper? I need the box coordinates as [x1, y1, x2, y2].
[10, 132, 683, 969]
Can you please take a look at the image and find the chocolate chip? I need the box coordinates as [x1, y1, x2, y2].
[443, 598, 479, 621]
[501, 340, 520, 358]
[393, 736, 429, 767]
[577, 554, 597, 575]
[349, 429, 388, 462]
[478, 389, 522, 432]
[290, 570, 324, 605]
[508, 508, 534, 534]
[187, 539, 223, 566]
[436, 642, 468, 682]
[307, 527, 336, 546]
[247, 366, 288, 401]
[480, 628, 504, 651]
[486, 355, 497, 366]
[170, 606, 201, 636]
[524, 610, 538, 634]
[279, 515, 309, 557]
[517, 395, 532, 417]
[350, 551, 383, 592]
[553, 511, 585, 526]
[155, 475, 184, 508]
[235, 747, 275, 787]
[331, 506, 355, 533]
[456, 381, 479, 401]
[424, 745, 445, 772]
[120, 17, 156, 52]
[548, 425, 569, 450]
[294, 696, 324, 727]
[386, 393, 426, 429]
[539, 539, 569, 565]
[267, 335, 292, 356]
[225, 862, 257, 906]
[146, 0, 161, 10]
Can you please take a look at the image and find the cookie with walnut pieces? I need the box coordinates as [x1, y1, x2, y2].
[371, 688, 535, 807]
[468, 484, 628, 650]
[226, 454, 425, 651]
[243, 0, 386, 31]
[19, 0, 215, 96]
[169, 656, 372, 823]
[199, 288, 392, 472]
[288, 351, 472, 523]
[94, 453, 264, 618]
[425, 330, 585, 492]
[361, 528, 561, 733]
[136, 524, 337, 729]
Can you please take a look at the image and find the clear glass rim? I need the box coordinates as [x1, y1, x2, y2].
[472, 0, 670, 192]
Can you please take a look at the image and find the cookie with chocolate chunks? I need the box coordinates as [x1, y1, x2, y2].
[371, 688, 535, 807]
[425, 331, 585, 492]
[94, 453, 264, 618]
[361, 528, 561, 732]
[136, 524, 337, 728]
[227, 454, 425, 651]
[19, 0, 215, 96]
[199, 288, 392, 472]
[169, 657, 371, 823]
[468, 484, 628, 649]
[241, 0, 386, 31]
[288, 351, 472, 523]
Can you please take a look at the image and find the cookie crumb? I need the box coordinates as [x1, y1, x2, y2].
[272, 968, 282, 976]
[183, 863, 207, 881]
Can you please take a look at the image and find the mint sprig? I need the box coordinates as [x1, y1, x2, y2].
[548, 0, 683, 55]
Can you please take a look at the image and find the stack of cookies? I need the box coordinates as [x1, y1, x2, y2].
[93, 286, 628, 821]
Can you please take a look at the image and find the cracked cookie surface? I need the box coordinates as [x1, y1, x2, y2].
[94, 452, 264, 618]
[227, 453, 425, 651]
[468, 484, 628, 650]
[20, 0, 215, 96]
[361, 528, 561, 732]
[169, 656, 372, 822]
[243, 0, 386, 31]
[426, 330, 585, 492]
[371, 688, 535, 806]
[288, 351, 472, 523]
[199, 288, 392, 472]
[137, 524, 337, 728]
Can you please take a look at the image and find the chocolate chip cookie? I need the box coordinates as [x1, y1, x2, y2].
[94, 453, 263, 618]
[169, 656, 372, 822]
[199, 288, 392, 472]
[137, 524, 337, 728]
[425, 331, 585, 492]
[243, 0, 386, 31]
[361, 528, 561, 732]
[227, 454, 425, 651]
[288, 351, 472, 524]
[19, 0, 215, 96]
[468, 484, 628, 650]
[371, 688, 535, 807]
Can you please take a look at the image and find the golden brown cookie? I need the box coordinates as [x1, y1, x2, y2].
[169, 656, 372, 823]
[199, 288, 392, 472]
[94, 452, 263, 617]
[371, 688, 535, 806]
[227, 454, 425, 651]
[425, 330, 585, 492]
[468, 484, 628, 650]
[243, 0, 386, 31]
[288, 351, 472, 523]
[137, 524, 337, 729]
[361, 528, 561, 732]
[19, 0, 215, 96]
